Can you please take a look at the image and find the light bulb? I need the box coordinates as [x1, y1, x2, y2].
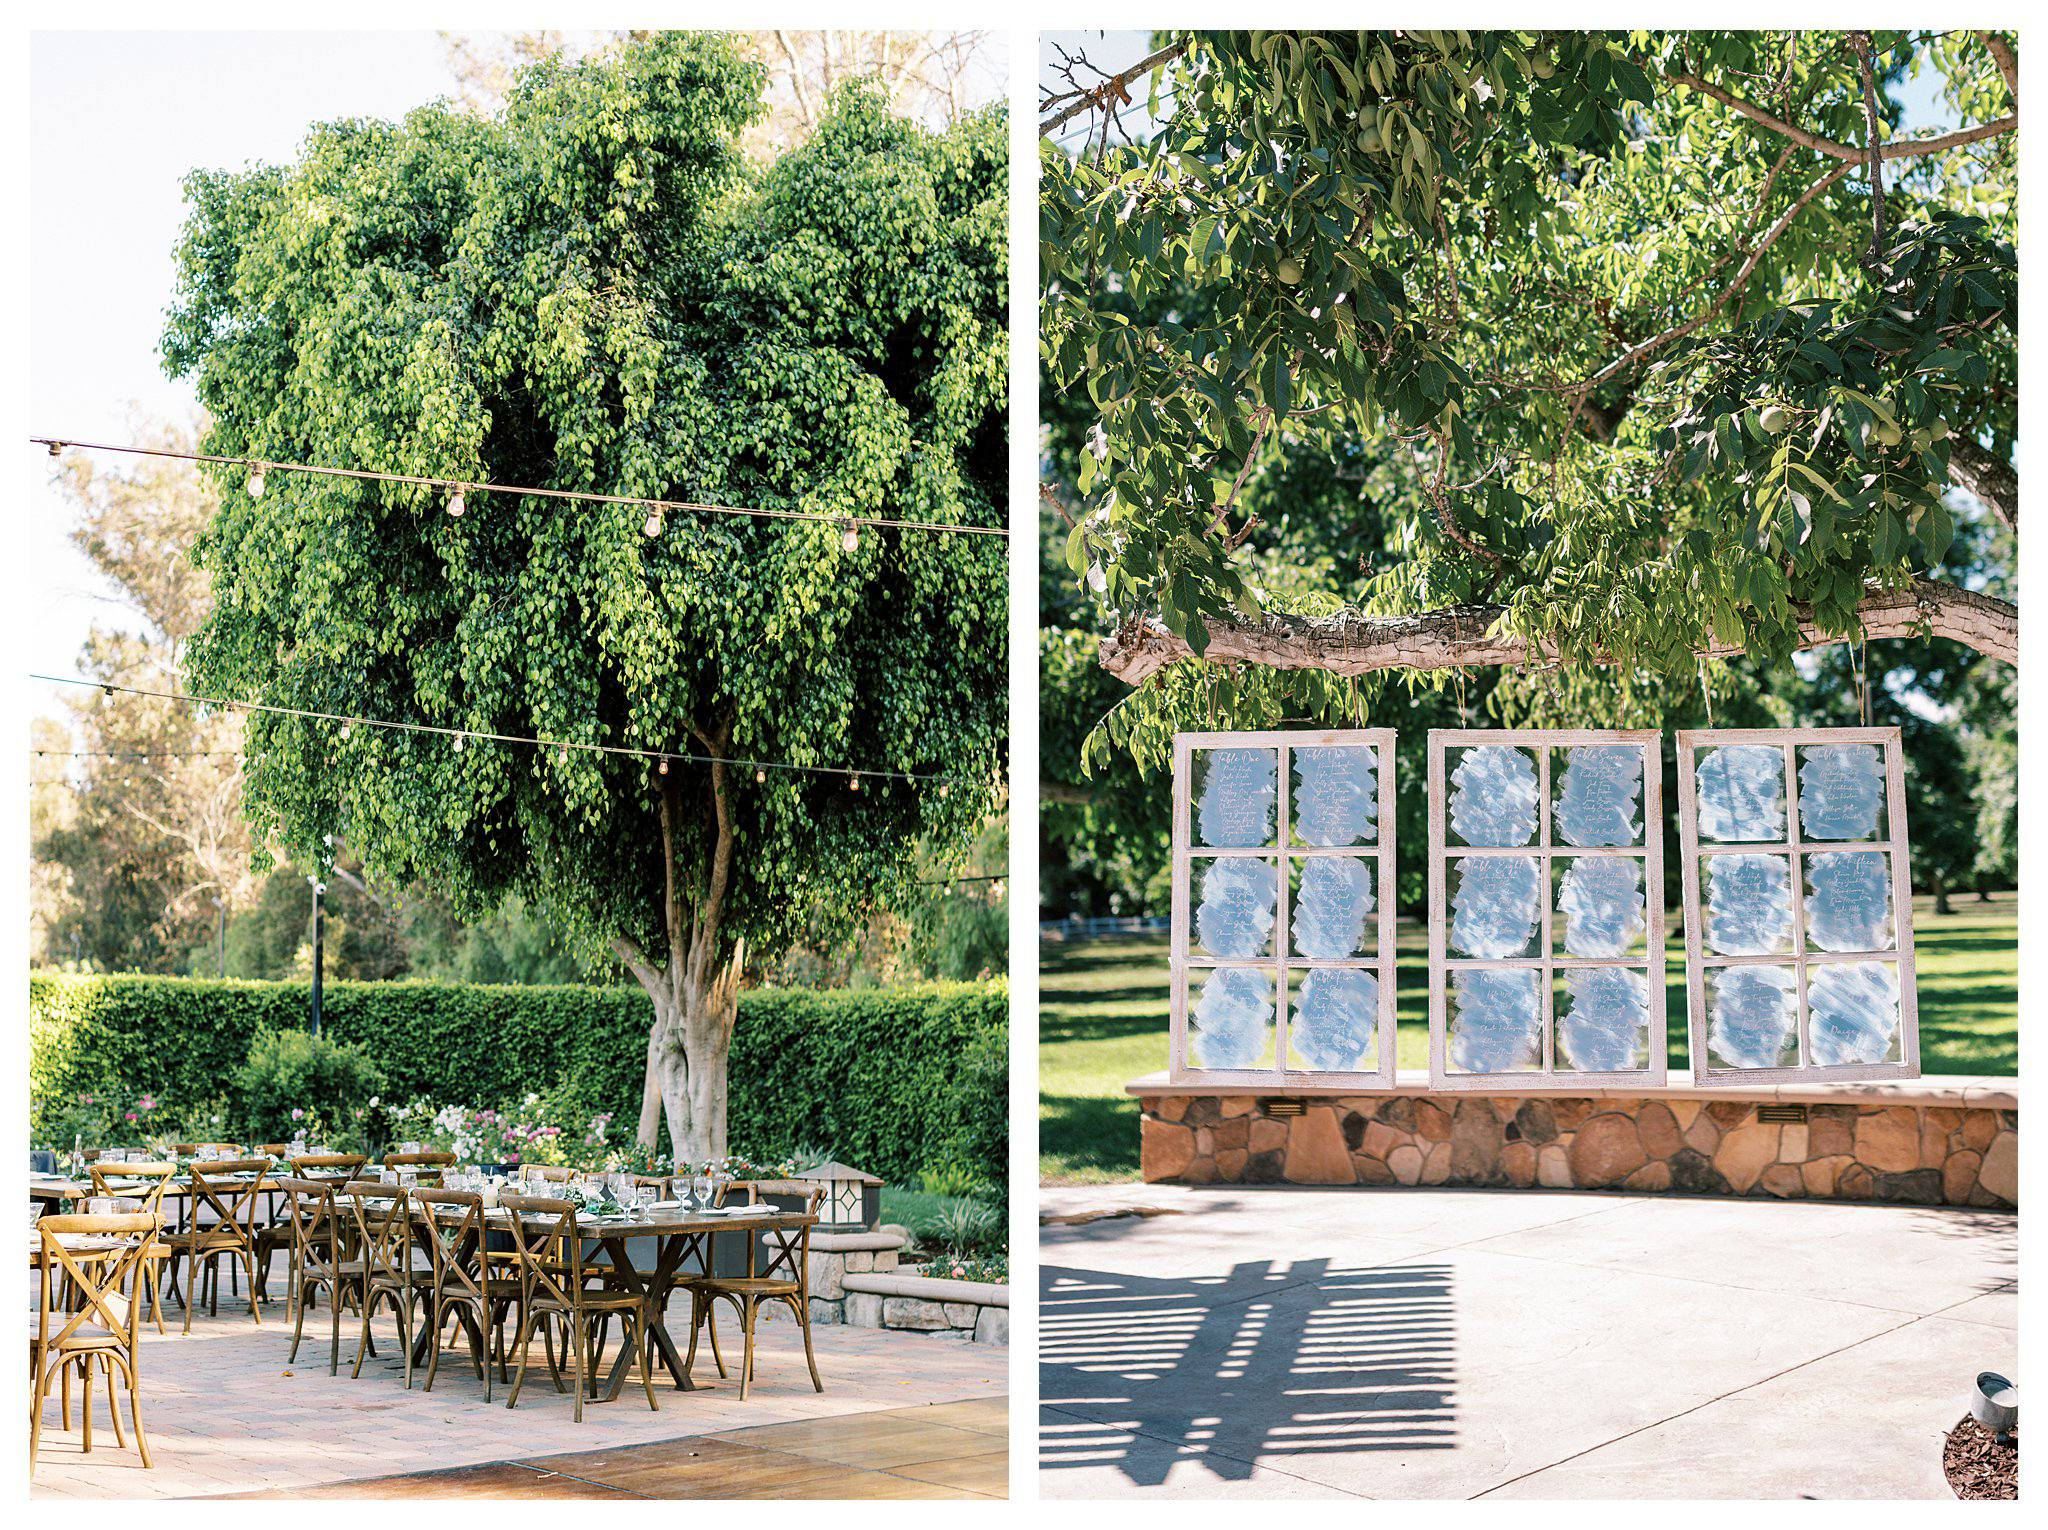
[657, 758, 669, 775]
[246, 464, 265, 498]
[339, 724, 351, 741]
[939, 783, 949, 798]
[453, 733, 464, 752]
[992, 880, 1006, 899]
[46, 441, 62, 458]
[558, 745, 569, 763]
[756, 768, 767, 784]
[841, 522, 859, 553]
[447, 488, 466, 518]
[850, 774, 861, 791]
[644, 508, 663, 538]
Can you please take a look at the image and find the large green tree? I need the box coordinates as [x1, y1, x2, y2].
[1041, 30, 2016, 767]
[164, 34, 1008, 1158]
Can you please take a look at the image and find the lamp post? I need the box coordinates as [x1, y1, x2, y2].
[308, 875, 325, 1038]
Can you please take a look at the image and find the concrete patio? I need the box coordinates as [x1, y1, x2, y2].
[1039, 1182, 2015, 1498]
[31, 1282, 1007, 1499]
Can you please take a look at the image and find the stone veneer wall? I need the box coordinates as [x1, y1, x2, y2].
[804, 1226, 1008, 1343]
[1135, 1077, 2016, 1208]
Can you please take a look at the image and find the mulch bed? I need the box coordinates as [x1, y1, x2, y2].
[1944, 1414, 2018, 1500]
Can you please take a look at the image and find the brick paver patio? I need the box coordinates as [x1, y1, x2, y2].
[30, 1260, 1008, 1499]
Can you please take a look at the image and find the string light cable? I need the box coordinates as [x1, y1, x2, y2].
[32, 437, 1009, 541]
[30, 674, 981, 791]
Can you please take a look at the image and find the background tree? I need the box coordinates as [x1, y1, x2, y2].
[1042, 31, 2016, 718]
[163, 34, 1008, 1159]
[1038, 30, 2015, 915]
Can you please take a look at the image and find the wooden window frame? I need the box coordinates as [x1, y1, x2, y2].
[1169, 728, 1399, 1088]
[1676, 726, 1920, 1085]
[1427, 728, 1668, 1091]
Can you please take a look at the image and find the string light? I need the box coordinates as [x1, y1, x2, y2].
[46, 440, 62, 458]
[643, 507, 663, 539]
[32, 673, 971, 790]
[27, 437, 1008, 540]
[756, 768, 767, 783]
[446, 487, 466, 518]
[246, 463, 266, 499]
[452, 733, 464, 751]
[841, 521, 860, 553]
[339, 724, 351, 741]
[939, 783, 950, 798]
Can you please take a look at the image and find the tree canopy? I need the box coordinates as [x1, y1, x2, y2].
[1040, 29, 2017, 779]
[163, 32, 1008, 1155]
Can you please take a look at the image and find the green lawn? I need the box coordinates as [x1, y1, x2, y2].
[1039, 891, 2017, 1183]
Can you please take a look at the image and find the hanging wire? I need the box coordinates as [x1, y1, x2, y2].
[30, 674, 976, 789]
[31, 437, 1008, 540]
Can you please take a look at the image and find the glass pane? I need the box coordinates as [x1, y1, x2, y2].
[1694, 744, 1787, 843]
[1193, 746, 1278, 847]
[1554, 854, 1647, 958]
[1798, 743, 1887, 843]
[1193, 856, 1278, 959]
[1448, 855, 1543, 959]
[1702, 853, 1795, 956]
[1447, 744, 1540, 847]
[1807, 962, 1903, 1067]
[1804, 851, 1894, 953]
[1287, 966, 1379, 1073]
[1706, 965, 1800, 1070]
[1555, 966, 1653, 1073]
[1291, 855, 1376, 959]
[1191, 966, 1277, 1070]
[1291, 744, 1379, 847]
[1553, 744, 1645, 848]
[1447, 968, 1542, 1073]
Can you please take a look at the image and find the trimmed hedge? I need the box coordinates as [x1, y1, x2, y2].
[28, 974, 1007, 1193]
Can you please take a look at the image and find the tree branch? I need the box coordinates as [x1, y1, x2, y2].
[1099, 576, 2017, 683]
[611, 934, 665, 996]
[1851, 32, 1888, 271]
[1977, 31, 2018, 103]
[1039, 41, 1189, 136]
[1662, 68, 2015, 162]
[1947, 436, 2017, 538]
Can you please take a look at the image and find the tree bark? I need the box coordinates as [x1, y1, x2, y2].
[1946, 437, 2017, 539]
[1099, 576, 2017, 684]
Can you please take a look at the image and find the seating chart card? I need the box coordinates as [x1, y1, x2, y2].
[1427, 730, 1668, 1090]
[1676, 728, 1919, 1084]
[1170, 729, 1398, 1087]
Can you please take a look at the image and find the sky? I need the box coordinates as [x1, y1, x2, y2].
[29, 31, 466, 724]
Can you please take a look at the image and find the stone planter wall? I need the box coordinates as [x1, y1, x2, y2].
[1132, 1072, 2016, 1208]
[803, 1226, 1008, 1343]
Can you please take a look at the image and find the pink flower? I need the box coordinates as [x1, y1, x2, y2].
[125, 1112, 137, 1122]
[290, 1108, 304, 1121]
[137, 1095, 158, 1111]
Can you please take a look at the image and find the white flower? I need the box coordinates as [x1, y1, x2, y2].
[367, 1096, 380, 1109]
[524, 1093, 540, 1108]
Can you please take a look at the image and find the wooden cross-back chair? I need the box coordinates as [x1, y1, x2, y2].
[518, 1164, 576, 1185]
[86, 1162, 178, 1334]
[272, 1178, 367, 1375]
[31, 1213, 160, 1475]
[160, 1159, 269, 1334]
[336, 1182, 432, 1388]
[412, 1189, 521, 1401]
[684, 1182, 826, 1401]
[497, 1193, 658, 1422]
[383, 1151, 458, 1187]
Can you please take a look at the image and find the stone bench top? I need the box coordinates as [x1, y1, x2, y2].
[1125, 1070, 2018, 1111]
[811, 1229, 908, 1254]
[842, 1270, 1009, 1308]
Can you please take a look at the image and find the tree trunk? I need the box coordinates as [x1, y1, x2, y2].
[1932, 876, 1952, 917]
[635, 1028, 664, 1151]
[645, 939, 744, 1165]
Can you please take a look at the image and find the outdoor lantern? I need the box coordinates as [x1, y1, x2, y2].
[797, 1161, 881, 1231]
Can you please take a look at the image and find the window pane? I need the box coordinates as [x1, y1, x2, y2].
[1797, 743, 1887, 842]
[1447, 744, 1540, 847]
[1703, 853, 1795, 956]
[1449, 854, 1543, 959]
[1288, 967, 1379, 1073]
[1193, 856, 1278, 960]
[1807, 962, 1902, 1066]
[1191, 966, 1276, 1070]
[1804, 850, 1894, 953]
[1706, 965, 1799, 1070]
[1193, 746, 1278, 847]
[1555, 854, 1647, 958]
[1694, 744, 1787, 842]
[1291, 744, 1379, 847]
[1554, 744, 1645, 848]
[1447, 968, 1542, 1073]
[1555, 966, 1653, 1073]
[1290, 855, 1376, 959]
